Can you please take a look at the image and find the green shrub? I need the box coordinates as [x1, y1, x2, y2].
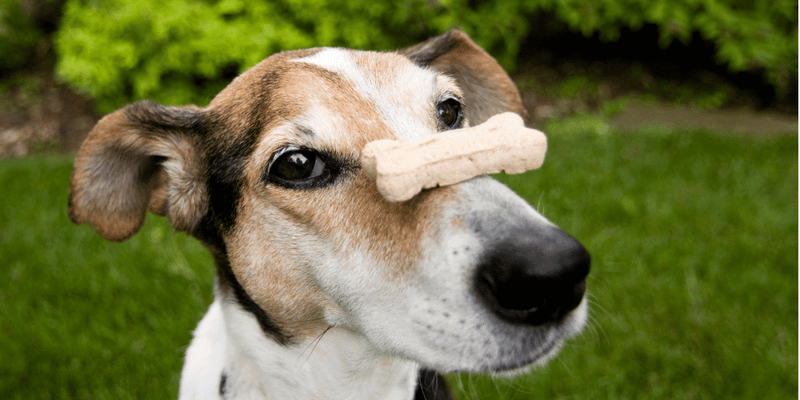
[56, 0, 797, 113]
[537, 0, 798, 98]
[0, 0, 43, 71]
[441, 0, 798, 98]
[55, 0, 448, 112]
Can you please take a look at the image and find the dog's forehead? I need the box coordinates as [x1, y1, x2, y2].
[235, 48, 463, 178]
[293, 48, 437, 98]
[223, 47, 469, 202]
[290, 48, 457, 141]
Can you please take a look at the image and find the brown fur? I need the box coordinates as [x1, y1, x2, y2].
[228, 55, 462, 337]
[399, 30, 527, 125]
[68, 106, 207, 241]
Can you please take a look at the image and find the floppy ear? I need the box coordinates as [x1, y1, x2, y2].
[68, 100, 208, 241]
[400, 29, 528, 126]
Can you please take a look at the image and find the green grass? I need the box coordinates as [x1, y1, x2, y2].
[1, 128, 796, 399]
[0, 157, 215, 398]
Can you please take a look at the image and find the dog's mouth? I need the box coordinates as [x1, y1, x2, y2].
[488, 337, 562, 374]
[405, 293, 588, 374]
[440, 330, 563, 375]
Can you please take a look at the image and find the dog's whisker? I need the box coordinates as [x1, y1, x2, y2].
[489, 374, 513, 400]
[585, 297, 613, 343]
[454, 374, 474, 400]
[555, 356, 576, 377]
[535, 192, 547, 216]
[586, 313, 609, 344]
[294, 324, 334, 370]
[449, 373, 465, 399]
[587, 295, 610, 318]
[469, 374, 484, 400]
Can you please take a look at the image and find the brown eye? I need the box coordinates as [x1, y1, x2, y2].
[437, 98, 462, 129]
[265, 146, 349, 190]
[271, 150, 325, 182]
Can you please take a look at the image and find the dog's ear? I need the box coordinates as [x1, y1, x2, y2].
[69, 100, 208, 241]
[400, 29, 528, 126]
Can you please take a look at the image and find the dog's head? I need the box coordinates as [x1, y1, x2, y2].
[69, 30, 589, 373]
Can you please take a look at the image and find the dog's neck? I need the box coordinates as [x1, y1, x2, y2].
[179, 298, 420, 400]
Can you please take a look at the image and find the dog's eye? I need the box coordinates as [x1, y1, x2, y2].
[437, 98, 463, 130]
[270, 149, 326, 182]
[265, 147, 349, 190]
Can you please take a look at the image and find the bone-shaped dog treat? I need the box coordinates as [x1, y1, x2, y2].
[361, 112, 547, 202]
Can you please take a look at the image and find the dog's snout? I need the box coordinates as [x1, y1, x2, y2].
[475, 227, 590, 325]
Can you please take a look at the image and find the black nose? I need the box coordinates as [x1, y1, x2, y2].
[474, 227, 590, 325]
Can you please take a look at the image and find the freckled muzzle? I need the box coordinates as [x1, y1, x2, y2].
[360, 112, 547, 202]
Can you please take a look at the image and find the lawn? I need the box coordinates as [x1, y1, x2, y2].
[1, 126, 796, 399]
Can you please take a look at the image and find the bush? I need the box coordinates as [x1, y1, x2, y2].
[56, 0, 797, 113]
[55, 0, 448, 112]
[531, 0, 798, 98]
[435, 0, 798, 98]
[0, 0, 44, 71]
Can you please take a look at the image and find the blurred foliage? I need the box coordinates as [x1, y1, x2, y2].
[55, 0, 443, 112]
[54, 0, 797, 112]
[532, 0, 799, 100]
[0, 0, 43, 71]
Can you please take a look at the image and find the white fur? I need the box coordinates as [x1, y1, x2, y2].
[180, 298, 419, 400]
[306, 177, 587, 372]
[294, 48, 443, 140]
[179, 300, 226, 400]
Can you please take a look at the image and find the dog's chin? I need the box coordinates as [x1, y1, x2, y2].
[438, 299, 588, 375]
[488, 300, 589, 377]
[486, 338, 565, 377]
[434, 336, 564, 377]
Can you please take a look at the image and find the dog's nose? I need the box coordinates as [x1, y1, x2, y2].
[474, 227, 590, 325]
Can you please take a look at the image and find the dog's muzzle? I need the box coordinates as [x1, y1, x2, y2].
[474, 226, 590, 326]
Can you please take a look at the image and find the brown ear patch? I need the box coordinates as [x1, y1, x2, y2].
[69, 101, 208, 241]
[399, 29, 528, 126]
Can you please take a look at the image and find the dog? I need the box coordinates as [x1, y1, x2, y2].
[69, 29, 590, 400]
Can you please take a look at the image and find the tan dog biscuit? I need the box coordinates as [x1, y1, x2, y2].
[361, 112, 547, 202]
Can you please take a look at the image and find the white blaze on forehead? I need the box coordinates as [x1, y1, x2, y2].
[293, 48, 442, 140]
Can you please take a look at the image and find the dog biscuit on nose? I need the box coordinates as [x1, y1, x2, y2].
[361, 112, 547, 202]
